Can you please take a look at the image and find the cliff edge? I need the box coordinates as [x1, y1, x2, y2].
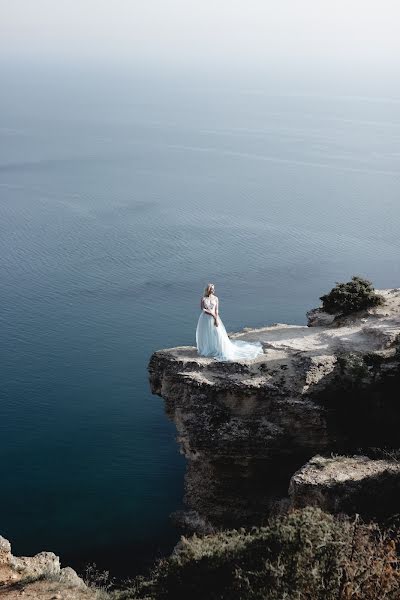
[0, 535, 98, 599]
[149, 289, 400, 527]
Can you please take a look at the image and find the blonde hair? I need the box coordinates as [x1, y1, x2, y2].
[204, 283, 215, 297]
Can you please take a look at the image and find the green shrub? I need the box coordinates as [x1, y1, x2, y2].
[113, 507, 400, 600]
[320, 276, 384, 315]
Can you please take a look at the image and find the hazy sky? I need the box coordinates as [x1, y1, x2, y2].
[1, 1, 399, 69]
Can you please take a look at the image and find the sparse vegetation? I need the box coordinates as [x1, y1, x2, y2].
[112, 507, 400, 600]
[363, 447, 400, 463]
[84, 563, 114, 599]
[320, 276, 384, 315]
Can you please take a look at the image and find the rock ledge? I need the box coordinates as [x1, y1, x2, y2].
[149, 289, 400, 525]
[289, 454, 400, 518]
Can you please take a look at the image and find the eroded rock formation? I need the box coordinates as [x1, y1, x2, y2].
[0, 534, 96, 599]
[289, 454, 400, 518]
[149, 289, 400, 526]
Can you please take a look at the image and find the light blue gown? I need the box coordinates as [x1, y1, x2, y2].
[196, 295, 263, 362]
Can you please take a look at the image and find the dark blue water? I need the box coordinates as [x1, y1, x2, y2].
[1, 63, 400, 577]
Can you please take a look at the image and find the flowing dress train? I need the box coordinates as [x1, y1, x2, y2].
[196, 295, 263, 361]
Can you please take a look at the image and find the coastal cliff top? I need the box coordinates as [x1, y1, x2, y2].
[149, 288, 400, 392]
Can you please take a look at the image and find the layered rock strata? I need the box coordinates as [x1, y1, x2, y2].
[149, 289, 400, 526]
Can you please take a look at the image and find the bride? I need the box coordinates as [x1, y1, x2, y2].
[196, 283, 263, 361]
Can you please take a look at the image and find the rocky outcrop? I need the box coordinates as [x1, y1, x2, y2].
[289, 455, 400, 518]
[0, 535, 97, 599]
[149, 289, 400, 527]
[306, 307, 336, 327]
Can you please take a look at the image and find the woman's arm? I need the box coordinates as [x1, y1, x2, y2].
[214, 297, 219, 326]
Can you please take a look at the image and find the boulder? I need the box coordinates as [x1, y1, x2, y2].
[289, 454, 400, 518]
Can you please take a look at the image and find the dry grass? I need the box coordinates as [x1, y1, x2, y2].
[112, 507, 400, 600]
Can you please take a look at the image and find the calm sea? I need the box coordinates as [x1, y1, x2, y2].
[1, 63, 399, 577]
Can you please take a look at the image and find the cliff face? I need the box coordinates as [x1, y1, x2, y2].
[149, 289, 400, 527]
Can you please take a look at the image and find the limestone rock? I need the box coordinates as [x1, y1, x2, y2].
[59, 566, 88, 589]
[10, 551, 60, 580]
[0, 536, 12, 555]
[0, 535, 96, 599]
[289, 455, 400, 518]
[149, 288, 400, 527]
[306, 307, 336, 327]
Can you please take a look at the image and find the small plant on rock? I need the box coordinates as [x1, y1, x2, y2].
[84, 563, 114, 598]
[320, 276, 384, 316]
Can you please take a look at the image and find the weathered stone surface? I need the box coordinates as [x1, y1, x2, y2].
[149, 289, 400, 526]
[289, 454, 400, 518]
[306, 307, 336, 327]
[0, 535, 96, 599]
[59, 567, 88, 590]
[10, 551, 60, 580]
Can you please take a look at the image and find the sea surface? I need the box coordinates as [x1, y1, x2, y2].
[1, 63, 400, 578]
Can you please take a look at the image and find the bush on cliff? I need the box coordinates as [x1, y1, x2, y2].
[114, 507, 400, 600]
[320, 276, 384, 315]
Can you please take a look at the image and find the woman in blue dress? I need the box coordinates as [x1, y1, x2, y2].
[196, 283, 263, 361]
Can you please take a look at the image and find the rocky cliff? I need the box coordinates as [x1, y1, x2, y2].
[149, 289, 400, 527]
[0, 535, 97, 599]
